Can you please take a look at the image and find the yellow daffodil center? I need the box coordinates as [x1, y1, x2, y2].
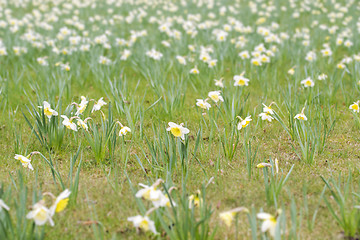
[237, 79, 245, 85]
[352, 104, 359, 110]
[305, 80, 312, 86]
[35, 208, 48, 221]
[44, 108, 52, 116]
[139, 219, 150, 231]
[170, 127, 182, 137]
[55, 198, 69, 213]
[211, 95, 219, 101]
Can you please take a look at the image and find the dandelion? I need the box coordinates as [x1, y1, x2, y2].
[349, 101, 359, 113]
[26, 200, 54, 226]
[166, 122, 190, 140]
[0, 199, 10, 211]
[219, 207, 248, 227]
[208, 90, 224, 103]
[237, 116, 252, 130]
[196, 99, 211, 110]
[91, 97, 107, 113]
[39, 101, 58, 119]
[257, 210, 282, 237]
[294, 107, 307, 121]
[127, 215, 158, 234]
[301, 77, 314, 88]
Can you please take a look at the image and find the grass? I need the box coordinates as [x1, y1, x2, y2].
[1, 0, 360, 239]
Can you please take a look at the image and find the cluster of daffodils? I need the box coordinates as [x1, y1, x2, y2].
[27, 189, 71, 226]
[128, 179, 175, 235]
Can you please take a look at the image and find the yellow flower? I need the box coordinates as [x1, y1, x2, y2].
[349, 101, 360, 113]
[50, 189, 71, 216]
[256, 163, 272, 168]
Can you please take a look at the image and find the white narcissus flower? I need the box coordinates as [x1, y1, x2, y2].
[39, 101, 58, 119]
[26, 201, 54, 226]
[119, 126, 131, 136]
[77, 118, 91, 131]
[257, 210, 281, 237]
[166, 122, 190, 140]
[61, 115, 77, 131]
[233, 74, 250, 86]
[14, 154, 34, 170]
[75, 96, 88, 115]
[259, 112, 274, 122]
[49, 189, 71, 216]
[208, 91, 224, 103]
[262, 103, 274, 115]
[219, 207, 248, 227]
[127, 215, 158, 234]
[214, 78, 224, 88]
[190, 66, 199, 74]
[176, 56, 186, 65]
[0, 199, 10, 211]
[294, 107, 307, 121]
[301, 77, 314, 88]
[92, 97, 107, 113]
[196, 99, 211, 110]
[349, 101, 359, 113]
[318, 73, 327, 80]
[256, 162, 272, 168]
[237, 116, 252, 130]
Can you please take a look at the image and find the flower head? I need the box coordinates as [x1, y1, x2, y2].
[233, 74, 250, 87]
[196, 99, 211, 110]
[127, 215, 158, 234]
[91, 97, 107, 113]
[39, 101, 58, 119]
[166, 122, 190, 140]
[301, 77, 314, 88]
[219, 207, 248, 227]
[294, 107, 307, 121]
[61, 115, 77, 131]
[14, 154, 34, 170]
[237, 116, 252, 130]
[349, 101, 359, 113]
[208, 91, 224, 103]
[49, 189, 71, 216]
[27, 200, 54, 226]
[257, 210, 282, 237]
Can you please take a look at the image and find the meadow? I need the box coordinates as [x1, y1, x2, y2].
[0, 0, 360, 239]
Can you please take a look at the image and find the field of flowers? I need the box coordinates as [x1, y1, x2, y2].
[1, 0, 360, 239]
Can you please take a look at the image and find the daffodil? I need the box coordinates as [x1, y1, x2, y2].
[349, 101, 359, 113]
[39, 101, 58, 119]
[190, 66, 199, 74]
[301, 77, 314, 88]
[287, 67, 295, 75]
[189, 190, 202, 208]
[61, 115, 77, 131]
[262, 103, 275, 115]
[127, 215, 158, 234]
[0, 199, 10, 211]
[135, 179, 164, 201]
[294, 107, 307, 121]
[259, 112, 274, 122]
[208, 90, 224, 103]
[256, 162, 272, 168]
[73, 96, 88, 115]
[77, 117, 91, 131]
[119, 126, 131, 136]
[196, 99, 211, 110]
[257, 210, 282, 237]
[14, 153, 36, 170]
[49, 189, 71, 216]
[219, 207, 248, 227]
[318, 73, 327, 80]
[26, 200, 54, 226]
[214, 78, 224, 88]
[91, 97, 107, 113]
[233, 73, 250, 86]
[237, 116, 252, 130]
[166, 122, 190, 140]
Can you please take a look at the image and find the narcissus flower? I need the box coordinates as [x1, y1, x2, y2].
[39, 101, 58, 119]
[214, 78, 224, 88]
[0, 199, 10, 211]
[259, 112, 274, 122]
[256, 162, 272, 168]
[233, 73, 250, 86]
[294, 107, 308, 121]
[196, 99, 211, 110]
[219, 207, 248, 227]
[91, 97, 107, 113]
[190, 66, 199, 74]
[318, 73, 328, 80]
[49, 189, 71, 216]
[287, 67, 295, 75]
[73, 96, 88, 115]
[61, 115, 77, 131]
[189, 190, 202, 208]
[26, 200, 54, 226]
[349, 101, 359, 113]
[208, 90, 224, 103]
[166, 122, 190, 140]
[77, 118, 91, 131]
[257, 210, 282, 237]
[237, 116, 252, 130]
[14, 154, 35, 170]
[301, 77, 314, 87]
[262, 103, 275, 115]
[127, 215, 158, 234]
[119, 126, 131, 136]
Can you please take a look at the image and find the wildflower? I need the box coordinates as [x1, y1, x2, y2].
[288, 67, 295, 75]
[233, 74, 250, 86]
[219, 207, 248, 227]
[208, 59, 218, 68]
[321, 48, 332, 57]
[74, 96, 88, 115]
[77, 118, 91, 131]
[237, 116, 252, 130]
[135, 179, 164, 201]
[91, 97, 107, 113]
[294, 107, 307, 121]
[262, 103, 275, 115]
[49, 189, 71, 216]
[257, 210, 282, 237]
[116, 121, 132, 136]
[39, 101, 58, 119]
[0, 199, 10, 211]
[301, 77, 314, 88]
[208, 90, 224, 103]
[99, 56, 111, 65]
[259, 112, 274, 122]
[214, 78, 224, 88]
[189, 190, 202, 208]
[61, 115, 77, 131]
[14, 154, 35, 170]
[166, 122, 190, 140]
[318, 73, 327, 80]
[349, 101, 359, 113]
[176, 56, 186, 65]
[256, 163, 272, 168]
[337, 63, 346, 69]
[127, 215, 158, 234]
[190, 66, 199, 74]
[26, 200, 54, 226]
[196, 99, 211, 110]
